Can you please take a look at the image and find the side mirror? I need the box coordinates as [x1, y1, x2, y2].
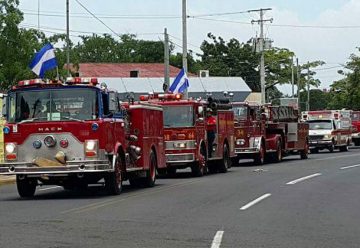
[196, 117, 204, 124]
[109, 92, 118, 112]
[198, 106, 204, 115]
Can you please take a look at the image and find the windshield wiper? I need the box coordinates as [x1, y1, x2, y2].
[62, 116, 85, 122]
[18, 117, 46, 124]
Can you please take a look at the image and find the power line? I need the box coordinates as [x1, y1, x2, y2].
[22, 11, 181, 20]
[74, 0, 120, 37]
[190, 16, 360, 29]
[21, 23, 162, 36]
[188, 10, 250, 18]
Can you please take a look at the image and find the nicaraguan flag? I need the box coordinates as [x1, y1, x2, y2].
[169, 68, 189, 94]
[29, 43, 58, 78]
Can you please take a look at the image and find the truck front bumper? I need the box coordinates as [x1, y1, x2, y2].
[0, 160, 112, 175]
[235, 147, 259, 154]
[166, 153, 195, 164]
[309, 140, 333, 149]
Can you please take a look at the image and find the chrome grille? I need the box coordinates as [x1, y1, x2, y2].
[166, 153, 195, 163]
[310, 135, 325, 141]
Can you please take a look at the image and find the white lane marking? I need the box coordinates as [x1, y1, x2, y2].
[340, 164, 360, 170]
[286, 173, 322, 185]
[211, 231, 224, 248]
[314, 153, 360, 161]
[39, 186, 62, 191]
[240, 193, 271, 211]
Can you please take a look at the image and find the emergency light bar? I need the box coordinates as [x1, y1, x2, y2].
[66, 77, 98, 86]
[139, 93, 183, 101]
[18, 79, 45, 86]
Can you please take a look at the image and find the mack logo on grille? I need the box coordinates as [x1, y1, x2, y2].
[38, 127, 63, 132]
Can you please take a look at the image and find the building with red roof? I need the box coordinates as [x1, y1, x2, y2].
[71, 63, 185, 78]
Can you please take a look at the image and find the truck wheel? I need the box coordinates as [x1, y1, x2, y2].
[300, 141, 309, 159]
[191, 146, 207, 177]
[273, 140, 283, 163]
[328, 142, 335, 153]
[218, 144, 230, 173]
[339, 145, 349, 152]
[105, 154, 123, 195]
[354, 139, 360, 146]
[143, 151, 157, 187]
[254, 143, 265, 165]
[16, 176, 37, 198]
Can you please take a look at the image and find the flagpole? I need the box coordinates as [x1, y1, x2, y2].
[182, 0, 188, 99]
[66, 0, 70, 76]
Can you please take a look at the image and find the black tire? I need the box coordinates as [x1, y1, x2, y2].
[273, 140, 283, 163]
[339, 145, 349, 152]
[354, 139, 360, 146]
[143, 151, 157, 187]
[218, 144, 230, 173]
[191, 146, 207, 177]
[16, 176, 37, 198]
[328, 142, 335, 153]
[300, 140, 309, 159]
[104, 154, 123, 195]
[254, 143, 265, 165]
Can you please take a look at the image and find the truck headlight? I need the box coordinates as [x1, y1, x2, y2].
[175, 142, 187, 149]
[324, 134, 332, 139]
[236, 139, 245, 146]
[5, 143, 17, 161]
[85, 140, 98, 157]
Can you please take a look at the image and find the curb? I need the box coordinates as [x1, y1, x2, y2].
[0, 176, 16, 185]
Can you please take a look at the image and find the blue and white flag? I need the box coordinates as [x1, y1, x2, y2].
[29, 43, 58, 78]
[169, 68, 189, 94]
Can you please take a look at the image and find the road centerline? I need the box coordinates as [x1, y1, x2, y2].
[340, 164, 360, 170]
[240, 193, 271, 211]
[211, 231, 224, 248]
[286, 173, 322, 185]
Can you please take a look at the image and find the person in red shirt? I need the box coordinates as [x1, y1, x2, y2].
[206, 109, 217, 157]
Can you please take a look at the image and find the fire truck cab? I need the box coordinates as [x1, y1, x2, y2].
[302, 110, 352, 153]
[233, 103, 309, 164]
[0, 78, 166, 198]
[140, 94, 235, 176]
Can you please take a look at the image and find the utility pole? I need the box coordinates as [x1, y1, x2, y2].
[296, 58, 300, 110]
[164, 28, 170, 92]
[250, 8, 273, 104]
[66, 0, 70, 76]
[291, 56, 294, 98]
[307, 61, 310, 111]
[182, 0, 188, 98]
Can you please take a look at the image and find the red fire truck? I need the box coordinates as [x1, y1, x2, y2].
[350, 111, 360, 146]
[140, 94, 235, 176]
[232, 102, 309, 164]
[302, 110, 352, 152]
[0, 78, 166, 198]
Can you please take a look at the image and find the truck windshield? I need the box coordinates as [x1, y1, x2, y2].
[307, 120, 332, 130]
[8, 88, 98, 123]
[233, 106, 248, 120]
[163, 105, 194, 128]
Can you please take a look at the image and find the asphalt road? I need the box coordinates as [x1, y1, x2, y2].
[1, 149, 360, 248]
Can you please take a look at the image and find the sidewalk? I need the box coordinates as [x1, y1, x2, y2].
[0, 175, 16, 185]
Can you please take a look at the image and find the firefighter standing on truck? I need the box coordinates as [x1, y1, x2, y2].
[206, 109, 217, 158]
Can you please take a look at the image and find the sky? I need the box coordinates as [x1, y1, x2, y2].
[18, 0, 360, 94]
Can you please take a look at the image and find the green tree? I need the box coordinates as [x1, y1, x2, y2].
[328, 49, 360, 110]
